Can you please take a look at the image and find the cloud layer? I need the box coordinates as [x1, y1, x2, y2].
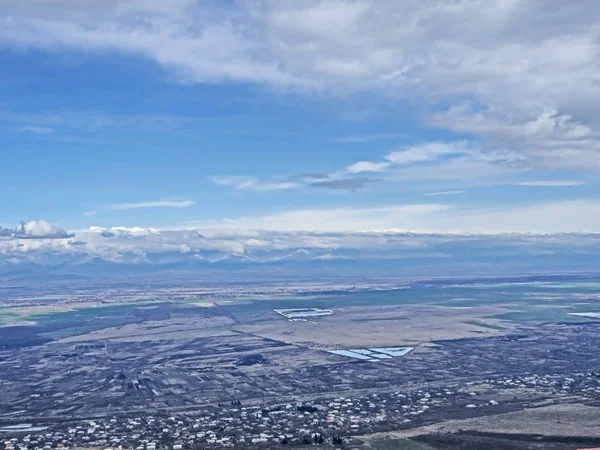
[1, 0, 599, 260]
[2, 0, 599, 171]
[1, 199, 600, 274]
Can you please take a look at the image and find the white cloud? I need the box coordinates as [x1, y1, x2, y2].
[111, 200, 195, 210]
[431, 106, 600, 171]
[101, 226, 160, 236]
[335, 133, 406, 143]
[426, 190, 466, 196]
[12, 220, 73, 239]
[347, 161, 391, 173]
[185, 204, 449, 232]
[0, 5, 304, 87]
[385, 141, 473, 165]
[1, 1, 599, 172]
[83, 210, 98, 217]
[519, 181, 585, 187]
[339, 140, 527, 185]
[2, 213, 600, 271]
[211, 176, 300, 192]
[182, 200, 600, 234]
[18, 125, 54, 134]
[184, 200, 600, 234]
[446, 200, 600, 234]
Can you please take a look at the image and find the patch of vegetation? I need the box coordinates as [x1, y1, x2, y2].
[0, 302, 220, 340]
[0, 326, 52, 349]
[237, 354, 267, 366]
[0, 311, 26, 325]
[297, 405, 319, 413]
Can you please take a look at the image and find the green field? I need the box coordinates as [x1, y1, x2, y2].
[218, 279, 600, 325]
[0, 301, 222, 339]
[2, 279, 599, 338]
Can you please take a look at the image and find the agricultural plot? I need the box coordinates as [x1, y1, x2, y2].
[274, 308, 334, 320]
[568, 312, 600, 319]
[327, 347, 414, 361]
[0, 302, 225, 347]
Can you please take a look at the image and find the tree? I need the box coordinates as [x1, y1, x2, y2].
[332, 434, 343, 446]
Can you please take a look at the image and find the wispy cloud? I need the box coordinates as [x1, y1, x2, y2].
[519, 181, 585, 187]
[335, 133, 407, 143]
[386, 141, 473, 165]
[18, 125, 54, 134]
[83, 210, 98, 217]
[347, 161, 391, 173]
[211, 176, 299, 192]
[2, 109, 192, 134]
[311, 177, 381, 191]
[342, 141, 478, 179]
[426, 190, 466, 196]
[340, 140, 531, 185]
[2, 0, 600, 172]
[0, 220, 73, 239]
[288, 173, 330, 181]
[111, 200, 196, 210]
[183, 200, 600, 233]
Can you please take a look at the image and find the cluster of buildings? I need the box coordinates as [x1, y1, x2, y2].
[4, 370, 600, 449]
[0, 380, 511, 450]
[486, 372, 600, 397]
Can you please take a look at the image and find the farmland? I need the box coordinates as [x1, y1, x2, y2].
[1, 275, 600, 448]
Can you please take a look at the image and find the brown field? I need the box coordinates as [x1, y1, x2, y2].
[56, 315, 236, 343]
[233, 304, 515, 349]
[384, 403, 600, 438]
[35, 301, 520, 349]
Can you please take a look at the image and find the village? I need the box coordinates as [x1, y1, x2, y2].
[3, 369, 600, 450]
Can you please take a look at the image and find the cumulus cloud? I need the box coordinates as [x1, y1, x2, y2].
[347, 161, 390, 173]
[2, 216, 600, 271]
[68, 240, 87, 246]
[430, 107, 600, 171]
[12, 220, 74, 239]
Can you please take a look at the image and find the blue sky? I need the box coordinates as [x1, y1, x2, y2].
[1, 0, 599, 239]
[1, 50, 444, 228]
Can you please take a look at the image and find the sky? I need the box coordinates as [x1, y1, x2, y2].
[1, 0, 600, 269]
